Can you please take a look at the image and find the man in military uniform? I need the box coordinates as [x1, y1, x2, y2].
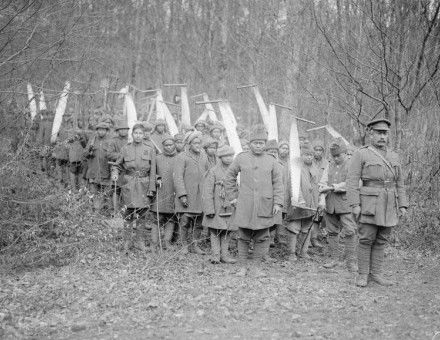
[174, 133, 185, 153]
[311, 139, 327, 249]
[224, 125, 283, 276]
[320, 140, 357, 272]
[151, 119, 168, 153]
[347, 118, 408, 287]
[174, 131, 209, 255]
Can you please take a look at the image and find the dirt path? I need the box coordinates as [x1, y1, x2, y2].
[1, 248, 439, 339]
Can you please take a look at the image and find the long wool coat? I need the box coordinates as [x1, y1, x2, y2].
[173, 149, 209, 214]
[320, 158, 351, 214]
[116, 141, 156, 208]
[224, 151, 284, 230]
[151, 151, 177, 214]
[84, 135, 111, 184]
[202, 162, 237, 230]
[347, 145, 408, 227]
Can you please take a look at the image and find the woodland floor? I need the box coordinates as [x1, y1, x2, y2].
[1, 220, 440, 340]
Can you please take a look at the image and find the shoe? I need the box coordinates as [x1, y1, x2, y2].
[220, 256, 237, 264]
[323, 260, 341, 269]
[369, 274, 394, 286]
[311, 238, 324, 249]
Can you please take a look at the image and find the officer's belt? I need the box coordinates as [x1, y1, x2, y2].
[363, 179, 396, 189]
[125, 170, 149, 178]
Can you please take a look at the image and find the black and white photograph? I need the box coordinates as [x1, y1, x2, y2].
[1, 1, 439, 339]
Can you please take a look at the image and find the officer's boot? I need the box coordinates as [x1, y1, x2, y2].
[150, 224, 159, 253]
[344, 235, 358, 273]
[297, 232, 311, 259]
[323, 235, 342, 268]
[191, 227, 206, 255]
[164, 222, 175, 250]
[220, 232, 236, 264]
[286, 231, 298, 262]
[210, 230, 221, 264]
[370, 244, 394, 286]
[356, 243, 371, 287]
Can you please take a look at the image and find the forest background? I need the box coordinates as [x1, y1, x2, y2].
[1, 0, 440, 268]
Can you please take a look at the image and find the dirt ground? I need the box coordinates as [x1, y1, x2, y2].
[1, 239, 439, 340]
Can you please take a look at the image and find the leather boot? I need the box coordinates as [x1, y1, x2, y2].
[286, 231, 298, 262]
[210, 230, 221, 264]
[248, 238, 269, 278]
[220, 232, 236, 264]
[237, 238, 249, 263]
[269, 229, 276, 248]
[323, 235, 342, 268]
[370, 244, 394, 286]
[344, 235, 357, 272]
[191, 227, 206, 255]
[310, 224, 323, 249]
[164, 222, 175, 250]
[356, 243, 371, 287]
[296, 232, 311, 259]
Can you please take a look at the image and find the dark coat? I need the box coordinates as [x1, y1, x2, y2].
[67, 129, 88, 163]
[116, 141, 157, 208]
[36, 118, 53, 147]
[84, 135, 111, 184]
[347, 145, 408, 227]
[202, 163, 237, 230]
[173, 150, 209, 214]
[151, 151, 177, 214]
[224, 151, 284, 230]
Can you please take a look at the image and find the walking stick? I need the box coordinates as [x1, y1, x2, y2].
[155, 181, 163, 253]
[297, 207, 322, 254]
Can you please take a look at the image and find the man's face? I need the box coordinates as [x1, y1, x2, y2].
[205, 145, 217, 157]
[279, 145, 289, 158]
[313, 147, 324, 161]
[211, 128, 221, 139]
[332, 153, 346, 165]
[266, 148, 278, 158]
[175, 140, 185, 152]
[132, 128, 145, 143]
[221, 155, 234, 165]
[242, 144, 250, 152]
[195, 124, 204, 132]
[118, 129, 129, 137]
[163, 140, 176, 154]
[302, 153, 314, 166]
[97, 128, 107, 138]
[144, 131, 151, 140]
[156, 124, 165, 134]
[190, 138, 201, 153]
[370, 129, 389, 148]
[250, 140, 266, 155]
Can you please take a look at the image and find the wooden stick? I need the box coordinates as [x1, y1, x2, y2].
[195, 100, 222, 105]
[271, 103, 316, 124]
[159, 100, 180, 107]
[306, 125, 327, 132]
[162, 83, 187, 87]
[237, 84, 257, 90]
[190, 92, 205, 99]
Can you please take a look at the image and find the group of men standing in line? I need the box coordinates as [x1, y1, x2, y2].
[35, 109, 408, 288]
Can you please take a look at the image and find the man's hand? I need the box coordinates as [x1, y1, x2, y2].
[272, 204, 282, 215]
[399, 207, 407, 217]
[206, 213, 215, 218]
[230, 199, 238, 207]
[111, 173, 118, 182]
[180, 196, 189, 207]
[156, 179, 162, 188]
[352, 205, 361, 221]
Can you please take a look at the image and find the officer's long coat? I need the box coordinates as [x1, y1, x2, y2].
[116, 141, 156, 208]
[84, 135, 111, 184]
[152, 151, 177, 214]
[202, 162, 237, 231]
[346, 145, 408, 227]
[224, 151, 284, 230]
[173, 150, 209, 214]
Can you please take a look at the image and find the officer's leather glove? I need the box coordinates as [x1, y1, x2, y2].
[180, 196, 189, 207]
[352, 205, 361, 221]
